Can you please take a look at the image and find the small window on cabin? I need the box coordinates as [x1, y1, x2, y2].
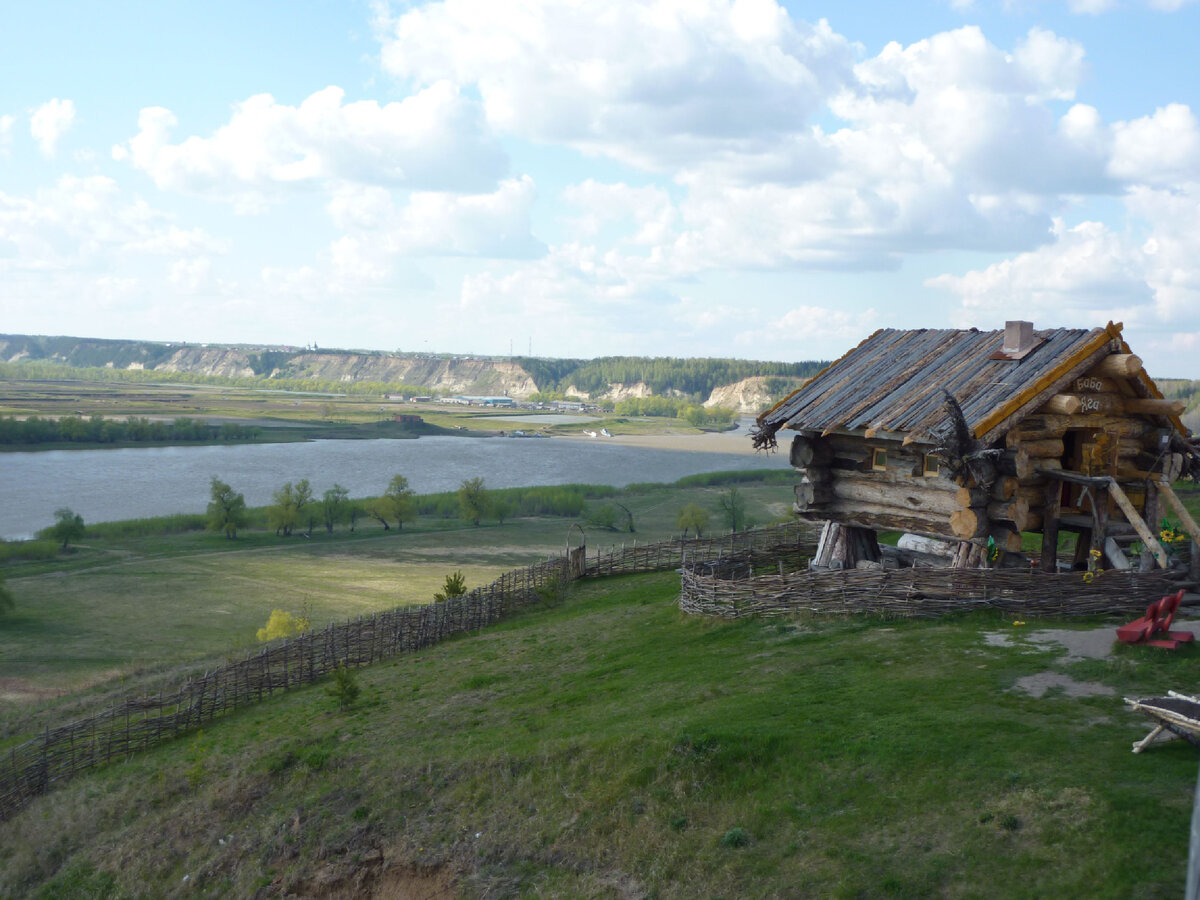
[871, 448, 888, 471]
[922, 454, 940, 477]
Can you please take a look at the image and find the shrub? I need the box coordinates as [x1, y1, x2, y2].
[327, 664, 361, 710]
[433, 571, 468, 603]
[721, 826, 751, 848]
[256, 609, 312, 643]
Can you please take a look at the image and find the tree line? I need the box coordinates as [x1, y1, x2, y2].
[611, 397, 735, 428]
[0, 415, 260, 446]
[204, 477, 622, 539]
[514, 355, 825, 399]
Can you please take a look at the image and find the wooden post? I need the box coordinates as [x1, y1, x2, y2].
[1041, 479, 1061, 572]
[1141, 479, 1160, 573]
[1109, 479, 1170, 568]
[1089, 484, 1110, 561]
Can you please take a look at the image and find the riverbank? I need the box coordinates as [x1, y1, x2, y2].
[561, 428, 760, 455]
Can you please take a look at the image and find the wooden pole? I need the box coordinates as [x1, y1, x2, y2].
[1109, 479, 1170, 569]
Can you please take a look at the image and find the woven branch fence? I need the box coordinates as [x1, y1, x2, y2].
[680, 564, 1181, 620]
[0, 522, 812, 823]
[581, 521, 816, 578]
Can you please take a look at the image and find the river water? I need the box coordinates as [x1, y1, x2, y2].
[0, 434, 778, 539]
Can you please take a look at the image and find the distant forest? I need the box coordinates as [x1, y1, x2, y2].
[1159, 379, 1200, 433]
[0, 334, 826, 399]
[514, 356, 826, 399]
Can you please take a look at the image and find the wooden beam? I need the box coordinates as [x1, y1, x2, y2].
[1125, 397, 1186, 416]
[1104, 537, 1131, 571]
[1092, 353, 1143, 378]
[1042, 393, 1124, 416]
[1139, 479, 1159, 572]
[1108, 479, 1169, 568]
[1040, 478, 1061, 571]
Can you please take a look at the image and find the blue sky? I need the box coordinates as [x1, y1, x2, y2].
[2, 0, 1198, 376]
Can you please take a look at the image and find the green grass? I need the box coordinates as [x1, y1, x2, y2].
[0, 479, 796, 704]
[3, 572, 1199, 897]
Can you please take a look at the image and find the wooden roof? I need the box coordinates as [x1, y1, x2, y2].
[755, 321, 1183, 448]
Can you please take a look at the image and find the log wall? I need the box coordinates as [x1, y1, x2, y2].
[786, 347, 1183, 562]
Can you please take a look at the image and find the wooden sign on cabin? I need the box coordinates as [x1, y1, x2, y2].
[752, 321, 1199, 573]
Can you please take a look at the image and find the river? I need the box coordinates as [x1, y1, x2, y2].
[0, 433, 779, 539]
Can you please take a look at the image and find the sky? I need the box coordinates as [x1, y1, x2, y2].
[2, 0, 1199, 376]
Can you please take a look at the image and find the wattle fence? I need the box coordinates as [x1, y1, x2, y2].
[0, 522, 810, 823]
[680, 559, 1180, 619]
[8, 517, 1174, 823]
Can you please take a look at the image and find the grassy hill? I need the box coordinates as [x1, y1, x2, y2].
[4, 571, 1200, 898]
[4, 475, 1200, 897]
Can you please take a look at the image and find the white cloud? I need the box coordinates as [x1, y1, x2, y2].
[929, 218, 1153, 325]
[377, 0, 856, 171]
[1066, 0, 1116, 14]
[929, 183, 1200, 357]
[735, 305, 879, 348]
[29, 98, 76, 158]
[0, 115, 13, 154]
[0, 175, 226, 276]
[113, 83, 507, 207]
[168, 257, 215, 293]
[562, 180, 677, 245]
[1109, 104, 1200, 186]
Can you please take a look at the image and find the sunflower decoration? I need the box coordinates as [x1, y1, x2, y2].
[1160, 518, 1185, 545]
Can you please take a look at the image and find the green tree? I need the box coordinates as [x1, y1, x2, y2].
[206, 477, 248, 539]
[365, 475, 415, 530]
[585, 503, 620, 531]
[382, 474, 416, 530]
[267, 482, 299, 536]
[492, 496, 514, 525]
[0, 568, 13, 617]
[51, 507, 85, 550]
[433, 570, 468, 603]
[458, 477, 489, 526]
[676, 502, 709, 538]
[346, 499, 363, 532]
[718, 486, 747, 533]
[322, 484, 349, 534]
[293, 479, 315, 535]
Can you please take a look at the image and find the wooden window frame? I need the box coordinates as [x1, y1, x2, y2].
[871, 448, 888, 471]
[921, 454, 940, 477]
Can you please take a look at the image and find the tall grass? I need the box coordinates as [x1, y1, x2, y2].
[0, 539, 60, 563]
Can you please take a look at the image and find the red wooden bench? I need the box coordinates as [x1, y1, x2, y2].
[1116, 590, 1194, 649]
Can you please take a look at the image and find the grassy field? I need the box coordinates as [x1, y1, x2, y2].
[0, 479, 795, 706]
[4, 571, 1200, 898]
[0, 379, 728, 448]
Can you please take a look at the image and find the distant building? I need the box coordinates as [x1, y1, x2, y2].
[392, 414, 423, 424]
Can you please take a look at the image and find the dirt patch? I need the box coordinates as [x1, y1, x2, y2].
[986, 619, 1200, 662]
[1013, 672, 1116, 699]
[0, 677, 68, 704]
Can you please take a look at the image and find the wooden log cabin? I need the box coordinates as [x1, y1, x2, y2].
[752, 321, 1200, 572]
